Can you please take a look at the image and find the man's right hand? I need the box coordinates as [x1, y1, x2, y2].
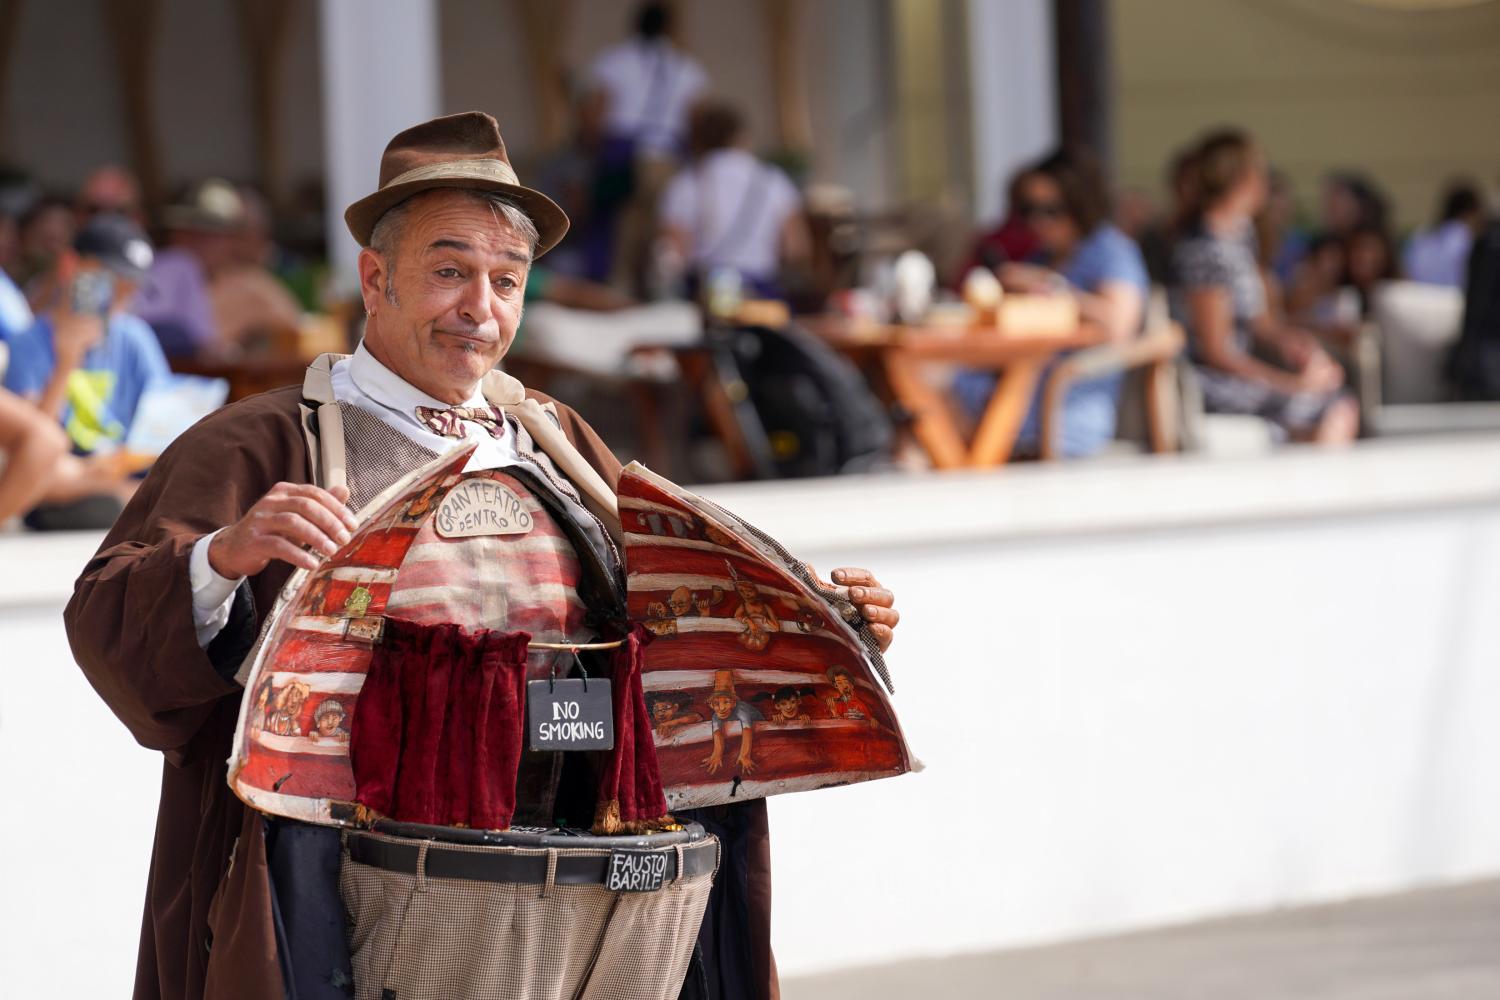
[208, 483, 358, 578]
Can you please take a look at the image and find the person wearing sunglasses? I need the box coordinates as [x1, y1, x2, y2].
[955, 149, 1149, 457]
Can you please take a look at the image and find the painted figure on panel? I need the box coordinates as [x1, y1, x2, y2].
[343, 582, 374, 619]
[643, 600, 678, 636]
[824, 666, 875, 725]
[266, 680, 311, 736]
[402, 483, 443, 522]
[756, 685, 814, 724]
[647, 691, 703, 738]
[730, 568, 780, 651]
[249, 675, 274, 734]
[693, 586, 725, 616]
[703, 670, 763, 774]
[313, 698, 350, 740]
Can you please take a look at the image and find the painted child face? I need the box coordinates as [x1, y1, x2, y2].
[669, 587, 692, 616]
[316, 712, 343, 736]
[735, 581, 757, 601]
[775, 695, 800, 717]
[709, 694, 734, 719]
[833, 674, 854, 698]
[651, 700, 676, 724]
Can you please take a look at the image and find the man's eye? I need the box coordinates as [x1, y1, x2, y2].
[436, 267, 460, 279]
[494, 275, 516, 289]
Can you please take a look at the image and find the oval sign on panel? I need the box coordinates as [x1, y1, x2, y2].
[433, 478, 534, 537]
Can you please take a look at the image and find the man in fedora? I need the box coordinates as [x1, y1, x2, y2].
[65, 112, 900, 1000]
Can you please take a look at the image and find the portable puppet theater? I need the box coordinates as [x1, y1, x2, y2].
[228, 444, 911, 999]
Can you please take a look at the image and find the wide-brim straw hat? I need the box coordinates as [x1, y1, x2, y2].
[343, 111, 569, 257]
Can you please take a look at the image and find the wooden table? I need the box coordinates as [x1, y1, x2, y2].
[798, 316, 1103, 469]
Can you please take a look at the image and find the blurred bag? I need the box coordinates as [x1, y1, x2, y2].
[710, 323, 893, 478]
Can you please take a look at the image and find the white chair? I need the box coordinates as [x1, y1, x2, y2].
[1370, 280, 1464, 405]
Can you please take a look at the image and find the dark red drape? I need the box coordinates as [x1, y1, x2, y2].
[350, 618, 530, 830]
[593, 624, 673, 834]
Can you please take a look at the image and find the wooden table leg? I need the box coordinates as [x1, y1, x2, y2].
[678, 351, 758, 479]
[969, 359, 1044, 467]
[880, 350, 969, 470]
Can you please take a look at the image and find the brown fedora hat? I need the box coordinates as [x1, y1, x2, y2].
[343, 111, 569, 257]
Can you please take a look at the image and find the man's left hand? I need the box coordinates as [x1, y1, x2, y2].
[831, 567, 899, 651]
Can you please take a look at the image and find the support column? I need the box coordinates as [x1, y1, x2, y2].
[964, 0, 1058, 224]
[105, 0, 164, 213]
[763, 0, 813, 155]
[319, 0, 440, 296]
[236, 0, 295, 211]
[1053, 0, 1113, 164]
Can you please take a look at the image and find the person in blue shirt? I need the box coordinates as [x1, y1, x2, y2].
[4, 212, 168, 455]
[956, 149, 1150, 458]
[3, 213, 168, 527]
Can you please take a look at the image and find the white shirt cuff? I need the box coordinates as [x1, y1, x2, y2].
[190, 529, 244, 648]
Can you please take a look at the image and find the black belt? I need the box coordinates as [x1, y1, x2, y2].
[346, 832, 717, 888]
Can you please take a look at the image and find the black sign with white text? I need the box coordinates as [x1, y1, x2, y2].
[607, 849, 669, 892]
[527, 678, 614, 751]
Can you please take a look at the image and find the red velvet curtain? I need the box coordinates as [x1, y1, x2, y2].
[350, 618, 530, 830]
[593, 624, 673, 834]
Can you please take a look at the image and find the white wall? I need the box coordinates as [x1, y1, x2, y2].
[5, 437, 1500, 991]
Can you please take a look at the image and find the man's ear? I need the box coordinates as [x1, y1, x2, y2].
[356, 247, 388, 314]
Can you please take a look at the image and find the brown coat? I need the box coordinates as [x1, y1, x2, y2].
[65, 383, 777, 1000]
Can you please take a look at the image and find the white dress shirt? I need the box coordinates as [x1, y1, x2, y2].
[189, 343, 519, 647]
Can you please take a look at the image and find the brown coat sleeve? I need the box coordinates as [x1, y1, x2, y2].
[64, 387, 310, 755]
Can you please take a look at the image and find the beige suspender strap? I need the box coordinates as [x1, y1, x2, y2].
[302, 354, 350, 494]
[499, 396, 620, 521]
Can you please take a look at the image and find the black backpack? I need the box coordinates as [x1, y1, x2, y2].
[1449, 220, 1500, 399]
[706, 323, 894, 479]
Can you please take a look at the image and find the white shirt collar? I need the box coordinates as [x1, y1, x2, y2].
[348, 341, 487, 421]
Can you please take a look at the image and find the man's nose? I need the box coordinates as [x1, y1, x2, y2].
[456, 274, 495, 328]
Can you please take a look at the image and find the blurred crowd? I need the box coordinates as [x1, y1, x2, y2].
[2, 1, 1498, 532]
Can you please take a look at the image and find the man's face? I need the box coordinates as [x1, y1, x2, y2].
[709, 694, 734, 719]
[359, 190, 531, 404]
[833, 674, 854, 698]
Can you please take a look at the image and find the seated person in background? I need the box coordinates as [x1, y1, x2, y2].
[954, 169, 1041, 281]
[16, 195, 75, 296]
[0, 210, 33, 339]
[954, 149, 1149, 458]
[657, 101, 810, 300]
[1170, 129, 1359, 446]
[208, 185, 303, 353]
[0, 385, 67, 524]
[75, 164, 146, 226]
[3, 213, 169, 526]
[1404, 180, 1485, 289]
[132, 179, 245, 357]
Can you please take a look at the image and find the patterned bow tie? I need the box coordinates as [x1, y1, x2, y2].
[414, 404, 508, 440]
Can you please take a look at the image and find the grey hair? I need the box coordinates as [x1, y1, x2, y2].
[369, 188, 540, 306]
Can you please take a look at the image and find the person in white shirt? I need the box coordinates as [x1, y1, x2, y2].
[657, 101, 809, 298]
[1403, 181, 1485, 288]
[584, 4, 710, 290]
[586, 3, 708, 162]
